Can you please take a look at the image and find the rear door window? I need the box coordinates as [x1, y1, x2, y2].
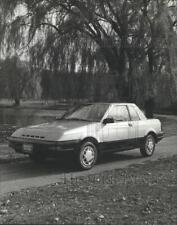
[128, 106, 140, 121]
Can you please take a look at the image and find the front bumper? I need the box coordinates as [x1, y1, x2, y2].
[8, 136, 80, 154]
[156, 131, 164, 142]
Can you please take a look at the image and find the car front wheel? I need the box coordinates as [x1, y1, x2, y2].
[140, 134, 156, 157]
[78, 141, 98, 170]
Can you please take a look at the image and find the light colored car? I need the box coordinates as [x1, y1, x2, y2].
[8, 103, 164, 170]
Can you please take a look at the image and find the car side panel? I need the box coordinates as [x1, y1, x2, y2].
[135, 119, 161, 137]
[97, 119, 162, 152]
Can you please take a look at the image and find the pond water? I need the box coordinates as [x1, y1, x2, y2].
[0, 108, 65, 128]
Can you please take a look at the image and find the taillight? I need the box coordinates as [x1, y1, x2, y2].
[161, 123, 163, 131]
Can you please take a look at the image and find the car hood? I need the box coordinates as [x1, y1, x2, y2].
[12, 120, 95, 142]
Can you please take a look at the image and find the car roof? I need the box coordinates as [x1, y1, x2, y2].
[110, 103, 136, 106]
[81, 102, 136, 106]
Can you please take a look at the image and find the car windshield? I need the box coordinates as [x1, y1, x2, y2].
[64, 104, 109, 122]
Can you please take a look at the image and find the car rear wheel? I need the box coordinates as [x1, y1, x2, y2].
[78, 141, 98, 170]
[140, 134, 155, 157]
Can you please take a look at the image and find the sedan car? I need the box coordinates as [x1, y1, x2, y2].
[8, 103, 164, 170]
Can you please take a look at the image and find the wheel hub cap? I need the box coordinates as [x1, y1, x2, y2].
[147, 138, 154, 153]
[82, 146, 94, 166]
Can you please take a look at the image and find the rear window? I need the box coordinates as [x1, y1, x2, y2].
[128, 106, 140, 121]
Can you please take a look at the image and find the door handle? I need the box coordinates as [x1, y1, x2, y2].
[128, 123, 133, 127]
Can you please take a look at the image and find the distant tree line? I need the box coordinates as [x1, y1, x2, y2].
[40, 70, 118, 102]
[0, 55, 176, 111]
[39, 68, 177, 111]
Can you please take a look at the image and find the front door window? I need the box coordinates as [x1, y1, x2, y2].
[101, 105, 130, 142]
[107, 105, 130, 122]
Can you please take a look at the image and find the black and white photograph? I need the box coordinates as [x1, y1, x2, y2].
[0, 0, 177, 224]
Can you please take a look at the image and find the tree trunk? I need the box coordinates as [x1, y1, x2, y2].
[145, 45, 155, 118]
[144, 97, 155, 118]
[14, 97, 20, 106]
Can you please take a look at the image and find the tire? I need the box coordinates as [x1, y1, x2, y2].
[140, 134, 156, 157]
[29, 152, 46, 163]
[77, 141, 98, 170]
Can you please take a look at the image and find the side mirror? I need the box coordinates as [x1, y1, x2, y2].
[102, 117, 114, 125]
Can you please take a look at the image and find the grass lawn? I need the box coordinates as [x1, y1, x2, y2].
[0, 156, 177, 224]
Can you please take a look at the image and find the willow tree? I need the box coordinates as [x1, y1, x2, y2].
[0, 0, 177, 111]
[0, 56, 31, 105]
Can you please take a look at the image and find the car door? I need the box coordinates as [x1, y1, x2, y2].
[100, 105, 131, 150]
[127, 105, 141, 147]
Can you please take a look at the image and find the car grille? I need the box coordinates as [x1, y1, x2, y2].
[21, 134, 45, 139]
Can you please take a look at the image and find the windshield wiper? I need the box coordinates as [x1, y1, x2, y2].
[55, 117, 67, 121]
[65, 118, 91, 122]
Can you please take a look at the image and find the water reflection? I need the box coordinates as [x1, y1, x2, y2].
[0, 108, 64, 127]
